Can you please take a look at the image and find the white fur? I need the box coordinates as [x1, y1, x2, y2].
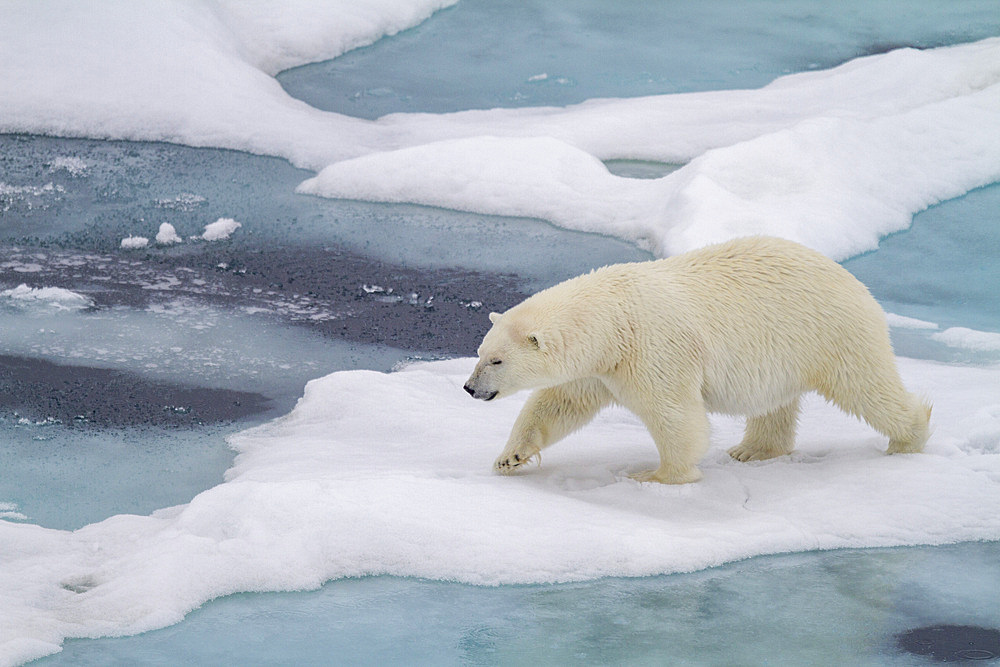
[464, 236, 931, 484]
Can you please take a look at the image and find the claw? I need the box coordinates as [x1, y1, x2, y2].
[494, 448, 541, 475]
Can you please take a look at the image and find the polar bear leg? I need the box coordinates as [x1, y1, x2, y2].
[495, 377, 612, 474]
[624, 382, 708, 485]
[728, 397, 800, 462]
[816, 355, 931, 454]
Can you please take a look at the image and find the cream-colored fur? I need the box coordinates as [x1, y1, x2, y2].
[464, 236, 931, 484]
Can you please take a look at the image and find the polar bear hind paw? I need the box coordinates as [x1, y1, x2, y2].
[629, 466, 703, 485]
[727, 443, 790, 462]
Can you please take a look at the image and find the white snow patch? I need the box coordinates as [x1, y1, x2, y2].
[200, 218, 242, 241]
[0, 284, 92, 311]
[155, 223, 183, 245]
[120, 236, 149, 250]
[0, 356, 998, 663]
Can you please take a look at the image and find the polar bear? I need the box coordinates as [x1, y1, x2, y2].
[463, 236, 931, 484]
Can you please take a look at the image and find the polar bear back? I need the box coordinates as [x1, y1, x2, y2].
[554, 236, 894, 417]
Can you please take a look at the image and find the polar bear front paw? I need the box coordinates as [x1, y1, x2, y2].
[494, 447, 541, 475]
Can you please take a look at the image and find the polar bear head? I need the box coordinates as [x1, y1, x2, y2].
[463, 308, 564, 401]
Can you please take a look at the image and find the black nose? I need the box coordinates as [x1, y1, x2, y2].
[463, 384, 475, 397]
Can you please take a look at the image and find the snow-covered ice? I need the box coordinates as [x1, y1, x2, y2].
[299, 39, 1000, 259]
[47, 156, 88, 176]
[2, 2, 998, 258]
[1, 357, 998, 664]
[199, 217, 241, 241]
[119, 236, 150, 250]
[886, 313, 940, 330]
[0, 285, 92, 312]
[932, 327, 1000, 352]
[155, 223, 182, 245]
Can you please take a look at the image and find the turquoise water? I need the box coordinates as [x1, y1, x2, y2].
[279, 0, 1000, 119]
[41, 542, 1000, 665]
[845, 183, 1000, 334]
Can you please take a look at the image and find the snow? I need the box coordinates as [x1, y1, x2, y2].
[1, 357, 998, 664]
[155, 223, 183, 245]
[1, 2, 998, 258]
[200, 218, 242, 241]
[0, 0, 455, 168]
[211, 0, 461, 75]
[0, 284, 92, 311]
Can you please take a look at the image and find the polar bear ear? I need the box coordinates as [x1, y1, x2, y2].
[489, 311, 502, 324]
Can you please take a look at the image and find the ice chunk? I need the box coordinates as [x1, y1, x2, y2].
[120, 236, 149, 250]
[932, 327, 1000, 352]
[0, 284, 92, 311]
[0, 502, 27, 521]
[200, 218, 241, 241]
[155, 223, 182, 245]
[886, 313, 939, 330]
[48, 156, 88, 176]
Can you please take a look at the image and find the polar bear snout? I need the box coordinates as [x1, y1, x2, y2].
[463, 383, 498, 401]
[464, 363, 501, 401]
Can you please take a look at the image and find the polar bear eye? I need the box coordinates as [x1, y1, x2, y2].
[490, 358, 502, 366]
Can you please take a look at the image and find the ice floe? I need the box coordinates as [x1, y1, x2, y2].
[300, 39, 1000, 259]
[2, 3, 998, 258]
[0, 356, 998, 664]
[120, 236, 150, 250]
[200, 218, 242, 241]
[155, 223, 183, 245]
[0, 284, 92, 311]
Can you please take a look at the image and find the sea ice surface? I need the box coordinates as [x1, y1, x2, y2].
[3, 1, 998, 259]
[2, 357, 998, 664]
